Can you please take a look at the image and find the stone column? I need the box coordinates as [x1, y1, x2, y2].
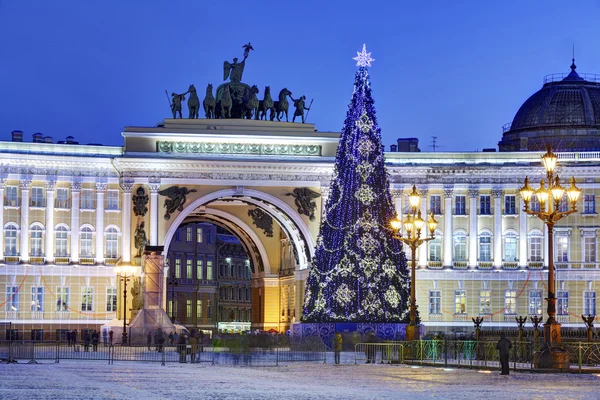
[443, 188, 453, 267]
[95, 181, 107, 263]
[121, 179, 134, 263]
[468, 189, 478, 268]
[519, 195, 527, 267]
[45, 179, 56, 263]
[0, 178, 5, 261]
[20, 179, 32, 262]
[320, 186, 330, 218]
[149, 179, 161, 246]
[70, 180, 81, 262]
[418, 189, 428, 267]
[492, 189, 503, 268]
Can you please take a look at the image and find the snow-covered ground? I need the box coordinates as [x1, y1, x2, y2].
[1, 352, 599, 400]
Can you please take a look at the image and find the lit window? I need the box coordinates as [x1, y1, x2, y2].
[196, 299, 203, 319]
[55, 226, 69, 257]
[197, 259, 203, 279]
[556, 236, 569, 262]
[528, 232, 543, 262]
[197, 227, 203, 243]
[81, 287, 93, 312]
[503, 232, 517, 262]
[479, 290, 491, 315]
[504, 290, 517, 314]
[56, 287, 69, 311]
[429, 290, 441, 314]
[4, 223, 18, 256]
[454, 290, 467, 314]
[207, 258, 214, 280]
[186, 300, 192, 318]
[80, 227, 94, 257]
[186, 226, 192, 242]
[105, 227, 119, 258]
[186, 259, 193, 279]
[528, 290, 542, 316]
[175, 258, 181, 278]
[453, 232, 467, 261]
[557, 290, 569, 316]
[429, 236, 442, 262]
[31, 287, 44, 312]
[5, 285, 19, 311]
[106, 287, 117, 312]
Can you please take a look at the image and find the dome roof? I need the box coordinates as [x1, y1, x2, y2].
[499, 61, 600, 152]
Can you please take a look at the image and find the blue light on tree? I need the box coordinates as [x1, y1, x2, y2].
[302, 45, 410, 323]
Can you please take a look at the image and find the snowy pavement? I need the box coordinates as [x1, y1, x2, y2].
[1, 353, 599, 400]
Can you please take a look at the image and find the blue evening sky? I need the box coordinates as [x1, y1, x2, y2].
[1, 0, 600, 151]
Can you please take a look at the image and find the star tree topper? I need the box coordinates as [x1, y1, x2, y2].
[353, 44, 375, 67]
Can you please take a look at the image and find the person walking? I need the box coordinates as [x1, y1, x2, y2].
[496, 332, 512, 375]
[91, 330, 99, 352]
[147, 331, 153, 351]
[189, 332, 198, 363]
[334, 332, 343, 365]
[109, 330, 113, 346]
[83, 331, 91, 352]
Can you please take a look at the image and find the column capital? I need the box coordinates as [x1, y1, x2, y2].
[70, 179, 82, 192]
[491, 188, 503, 198]
[0, 177, 6, 189]
[443, 188, 454, 198]
[418, 188, 429, 197]
[468, 188, 479, 198]
[45, 179, 57, 191]
[320, 186, 330, 198]
[391, 188, 403, 199]
[148, 178, 161, 193]
[120, 179, 135, 193]
[95, 181, 108, 192]
[19, 179, 32, 190]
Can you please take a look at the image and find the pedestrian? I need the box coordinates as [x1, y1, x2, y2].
[365, 332, 377, 364]
[84, 331, 91, 352]
[189, 332, 198, 363]
[102, 329, 108, 346]
[178, 334, 188, 363]
[109, 330, 113, 346]
[147, 330, 153, 350]
[156, 329, 165, 352]
[91, 330, 99, 352]
[168, 332, 174, 345]
[334, 331, 343, 365]
[496, 332, 512, 375]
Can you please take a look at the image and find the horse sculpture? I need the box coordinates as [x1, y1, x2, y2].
[203, 83, 216, 119]
[258, 86, 274, 120]
[241, 85, 260, 119]
[272, 88, 292, 122]
[220, 86, 233, 119]
[187, 84, 200, 119]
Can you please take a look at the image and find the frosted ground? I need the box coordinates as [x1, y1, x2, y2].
[1, 354, 599, 400]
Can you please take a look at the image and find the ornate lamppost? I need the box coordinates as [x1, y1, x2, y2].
[519, 147, 581, 369]
[115, 265, 135, 345]
[167, 267, 178, 323]
[391, 185, 438, 341]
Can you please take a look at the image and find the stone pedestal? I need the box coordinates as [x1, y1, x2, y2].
[405, 324, 421, 342]
[534, 344, 570, 371]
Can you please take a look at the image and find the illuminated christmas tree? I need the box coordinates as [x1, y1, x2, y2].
[302, 45, 410, 322]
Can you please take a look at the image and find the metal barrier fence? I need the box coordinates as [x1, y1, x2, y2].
[354, 343, 405, 364]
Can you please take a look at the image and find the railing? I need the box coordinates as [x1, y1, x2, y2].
[543, 72, 600, 84]
[354, 342, 404, 364]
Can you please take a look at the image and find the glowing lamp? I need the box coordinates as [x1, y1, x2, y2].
[427, 212, 438, 236]
[535, 179, 549, 204]
[566, 177, 581, 207]
[403, 213, 414, 234]
[550, 176, 565, 201]
[408, 185, 420, 209]
[413, 210, 425, 231]
[390, 214, 402, 233]
[541, 147, 558, 174]
[519, 177, 534, 203]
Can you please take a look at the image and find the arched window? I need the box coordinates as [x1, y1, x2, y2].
[30, 223, 44, 257]
[4, 223, 18, 256]
[55, 225, 69, 257]
[453, 230, 467, 261]
[479, 231, 492, 261]
[503, 230, 518, 262]
[80, 226, 94, 257]
[528, 229, 543, 262]
[105, 226, 119, 259]
[428, 230, 442, 262]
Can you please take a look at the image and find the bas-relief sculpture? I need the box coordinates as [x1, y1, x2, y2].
[248, 208, 274, 237]
[132, 186, 149, 217]
[286, 188, 321, 221]
[158, 186, 198, 220]
[167, 43, 313, 123]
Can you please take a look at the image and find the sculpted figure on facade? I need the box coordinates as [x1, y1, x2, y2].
[248, 208, 274, 237]
[132, 186, 149, 217]
[290, 95, 311, 123]
[134, 221, 148, 257]
[158, 186, 198, 220]
[286, 188, 321, 221]
[169, 91, 187, 119]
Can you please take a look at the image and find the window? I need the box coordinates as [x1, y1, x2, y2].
[584, 291, 596, 316]
[5, 186, 18, 207]
[207, 230, 213, 244]
[207, 257, 214, 280]
[31, 187, 45, 207]
[106, 287, 117, 312]
[455, 196, 466, 215]
[558, 196, 568, 213]
[31, 287, 44, 312]
[81, 287, 93, 312]
[557, 290, 569, 315]
[81, 189, 95, 210]
[556, 235, 569, 262]
[56, 287, 69, 311]
[186, 259, 193, 279]
[479, 290, 491, 315]
[530, 196, 541, 212]
[429, 290, 441, 314]
[528, 232, 543, 262]
[186, 300, 192, 318]
[454, 290, 467, 314]
[80, 227, 94, 257]
[453, 231, 467, 261]
[504, 290, 517, 314]
[503, 231, 517, 261]
[207, 300, 212, 319]
[197, 299, 203, 319]
[584, 194, 596, 214]
[479, 232, 492, 261]
[106, 190, 119, 210]
[5, 223, 18, 256]
[186, 226, 192, 242]
[168, 300, 174, 318]
[175, 258, 181, 278]
[430, 195, 441, 215]
[5, 285, 19, 311]
[55, 226, 69, 257]
[197, 259, 203, 279]
[504, 195, 516, 214]
[30, 225, 44, 257]
[429, 236, 442, 262]
[105, 227, 119, 258]
[584, 236, 596, 263]
[56, 188, 69, 209]
[480, 195, 491, 215]
[528, 290, 542, 315]
[196, 227, 203, 243]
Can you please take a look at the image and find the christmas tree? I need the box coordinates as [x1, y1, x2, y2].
[302, 45, 410, 323]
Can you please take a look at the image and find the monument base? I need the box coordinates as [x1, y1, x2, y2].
[534, 344, 571, 371]
[127, 307, 176, 344]
[292, 322, 408, 348]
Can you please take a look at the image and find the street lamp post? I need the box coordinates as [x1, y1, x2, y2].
[115, 265, 135, 345]
[391, 185, 438, 342]
[167, 268, 178, 323]
[519, 147, 581, 369]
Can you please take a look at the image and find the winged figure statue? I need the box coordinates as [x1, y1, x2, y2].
[286, 188, 321, 221]
[158, 186, 197, 220]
